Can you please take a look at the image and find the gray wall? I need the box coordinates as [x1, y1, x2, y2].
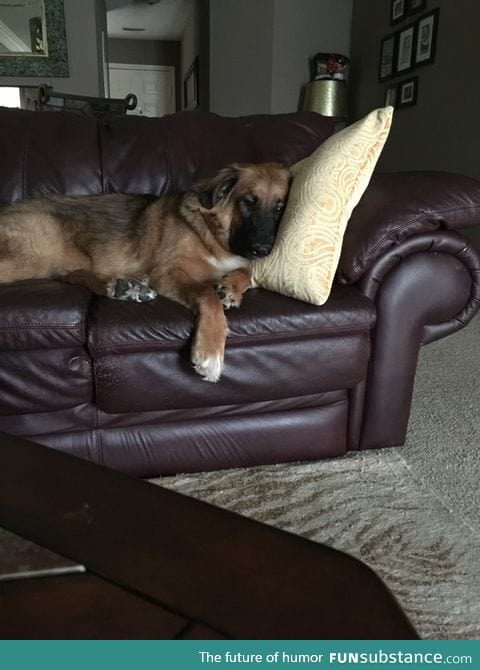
[271, 0, 352, 114]
[350, 0, 480, 180]
[181, 0, 199, 86]
[209, 0, 274, 116]
[198, 0, 210, 112]
[95, 0, 108, 96]
[181, 0, 209, 111]
[179, 0, 210, 113]
[208, 0, 353, 116]
[0, 0, 105, 96]
[108, 38, 179, 67]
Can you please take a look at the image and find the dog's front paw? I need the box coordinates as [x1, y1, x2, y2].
[108, 279, 157, 302]
[191, 346, 224, 382]
[214, 282, 241, 310]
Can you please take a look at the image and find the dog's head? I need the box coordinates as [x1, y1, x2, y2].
[194, 162, 291, 259]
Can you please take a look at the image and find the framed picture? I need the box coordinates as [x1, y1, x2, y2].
[391, 0, 406, 24]
[415, 9, 439, 66]
[385, 84, 399, 108]
[407, 0, 427, 15]
[396, 23, 416, 74]
[183, 57, 199, 111]
[398, 76, 419, 107]
[379, 32, 397, 81]
[29, 16, 46, 55]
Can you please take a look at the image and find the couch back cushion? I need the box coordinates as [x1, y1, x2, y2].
[0, 110, 103, 203]
[0, 109, 334, 203]
[101, 112, 334, 195]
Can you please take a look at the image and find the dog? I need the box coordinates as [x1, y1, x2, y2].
[0, 162, 290, 382]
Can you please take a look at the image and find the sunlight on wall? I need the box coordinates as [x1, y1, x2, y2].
[0, 87, 20, 107]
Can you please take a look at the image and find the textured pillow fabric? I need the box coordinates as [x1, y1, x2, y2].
[251, 107, 393, 305]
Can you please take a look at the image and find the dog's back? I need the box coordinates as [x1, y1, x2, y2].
[0, 193, 162, 282]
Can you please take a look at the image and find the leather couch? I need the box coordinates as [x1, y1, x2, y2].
[1, 108, 479, 477]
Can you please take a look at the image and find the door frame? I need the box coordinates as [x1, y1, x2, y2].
[108, 63, 176, 114]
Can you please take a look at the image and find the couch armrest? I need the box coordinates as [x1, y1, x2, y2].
[352, 230, 480, 452]
[337, 171, 480, 284]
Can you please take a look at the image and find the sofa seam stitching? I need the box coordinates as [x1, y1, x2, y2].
[90, 322, 375, 355]
[0, 324, 84, 329]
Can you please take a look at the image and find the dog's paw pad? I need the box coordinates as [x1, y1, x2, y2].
[111, 279, 157, 303]
[112, 279, 129, 298]
[214, 282, 238, 310]
[192, 352, 223, 383]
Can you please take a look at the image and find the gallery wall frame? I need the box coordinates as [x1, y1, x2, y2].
[397, 75, 419, 107]
[391, 0, 407, 25]
[396, 21, 417, 75]
[381, 5, 440, 110]
[407, 0, 427, 15]
[414, 8, 440, 67]
[385, 83, 399, 108]
[379, 32, 398, 81]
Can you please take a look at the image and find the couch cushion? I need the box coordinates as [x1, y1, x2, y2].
[0, 109, 333, 205]
[0, 349, 93, 416]
[0, 280, 93, 415]
[88, 285, 376, 413]
[0, 280, 91, 350]
[0, 109, 102, 204]
[100, 111, 334, 196]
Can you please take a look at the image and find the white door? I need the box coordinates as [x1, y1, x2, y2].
[108, 64, 175, 117]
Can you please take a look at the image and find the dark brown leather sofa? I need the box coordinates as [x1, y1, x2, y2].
[1, 108, 479, 477]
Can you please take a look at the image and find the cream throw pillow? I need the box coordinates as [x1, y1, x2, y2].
[251, 106, 393, 305]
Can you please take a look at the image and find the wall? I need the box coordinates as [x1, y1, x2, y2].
[271, 0, 353, 114]
[180, 0, 209, 111]
[108, 38, 181, 109]
[95, 0, 108, 96]
[208, 0, 353, 116]
[350, 0, 480, 180]
[180, 0, 199, 111]
[0, 0, 105, 96]
[108, 38, 179, 67]
[181, 0, 199, 85]
[209, 0, 274, 116]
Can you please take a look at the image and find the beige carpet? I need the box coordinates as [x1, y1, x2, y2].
[150, 314, 480, 640]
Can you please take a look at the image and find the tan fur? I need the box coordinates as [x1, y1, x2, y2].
[0, 162, 290, 381]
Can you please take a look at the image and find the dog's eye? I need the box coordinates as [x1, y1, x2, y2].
[275, 202, 285, 214]
[242, 195, 258, 208]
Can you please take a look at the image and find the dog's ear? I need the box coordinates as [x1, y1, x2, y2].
[196, 166, 240, 209]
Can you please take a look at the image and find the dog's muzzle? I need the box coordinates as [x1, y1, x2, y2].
[249, 243, 273, 258]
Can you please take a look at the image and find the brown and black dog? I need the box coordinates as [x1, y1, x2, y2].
[0, 162, 290, 381]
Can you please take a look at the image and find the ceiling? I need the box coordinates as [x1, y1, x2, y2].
[106, 0, 191, 41]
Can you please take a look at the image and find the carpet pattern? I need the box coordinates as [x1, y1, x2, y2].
[151, 316, 480, 640]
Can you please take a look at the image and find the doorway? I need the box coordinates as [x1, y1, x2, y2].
[108, 63, 175, 117]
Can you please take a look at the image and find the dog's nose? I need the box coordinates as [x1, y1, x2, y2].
[251, 243, 272, 258]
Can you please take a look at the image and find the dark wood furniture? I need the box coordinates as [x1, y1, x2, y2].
[0, 433, 418, 639]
